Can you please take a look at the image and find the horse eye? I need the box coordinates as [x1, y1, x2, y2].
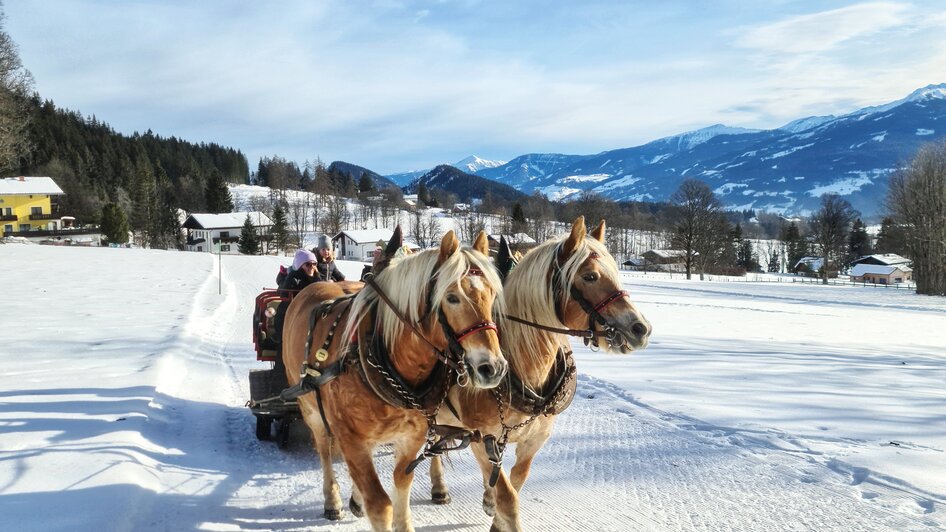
[583, 272, 599, 283]
[446, 294, 461, 304]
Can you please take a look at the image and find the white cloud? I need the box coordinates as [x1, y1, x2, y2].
[737, 2, 913, 54]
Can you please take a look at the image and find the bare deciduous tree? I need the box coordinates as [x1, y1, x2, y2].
[0, 11, 34, 173]
[670, 179, 728, 280]
[409, 209, 441, 249]
[887, 141, 946, 295]
[320, 195, 349, 236]
[809, 194, 858, 284]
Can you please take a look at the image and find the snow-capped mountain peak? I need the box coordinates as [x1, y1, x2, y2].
[454, 155, 506, 173]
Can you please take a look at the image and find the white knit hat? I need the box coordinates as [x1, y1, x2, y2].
[292, 249, 317, 270]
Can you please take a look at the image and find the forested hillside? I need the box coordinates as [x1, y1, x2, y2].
[20, 96, 249, 227]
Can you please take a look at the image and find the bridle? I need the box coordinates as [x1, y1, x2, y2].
[366, 265, 498, 385]
[505, 249, 629, 348]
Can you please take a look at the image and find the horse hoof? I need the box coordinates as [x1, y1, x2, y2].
[349, 497, 364, 518]
[324, 508, 343, 521]
[432, 492, 451, 505]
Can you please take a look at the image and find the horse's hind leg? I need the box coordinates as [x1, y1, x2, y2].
[300, 401, 345, 520]
[349, 483, 365, 517]
[471, 443, 521, 532]
[429, 455, 451, 504]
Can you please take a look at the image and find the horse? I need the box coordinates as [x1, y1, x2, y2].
[281, 229, 507, 532]
[432, 216, 652, 532]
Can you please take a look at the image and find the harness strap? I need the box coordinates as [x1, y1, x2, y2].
[364, 276, 461, 371]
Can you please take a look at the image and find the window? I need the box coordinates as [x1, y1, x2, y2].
[3, 224, 12, 233]
[31, 206, 42, 215]
[220, 245, 231, 252]
[197, 246, 204, 252]
[20, 224, 31, 232]
[220, 231, 230, 238]
[2, 207, 11, 215]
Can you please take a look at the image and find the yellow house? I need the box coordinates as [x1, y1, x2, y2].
[0, 176, 65, 236]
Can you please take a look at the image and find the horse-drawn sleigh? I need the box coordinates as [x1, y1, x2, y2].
[246, 219, 651, 531]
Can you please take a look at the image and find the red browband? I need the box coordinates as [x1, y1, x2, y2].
[454, 321, 498, 342]
[593, 290, 629, 312]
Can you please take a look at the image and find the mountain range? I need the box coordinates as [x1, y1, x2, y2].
[385, 84, 946, 217]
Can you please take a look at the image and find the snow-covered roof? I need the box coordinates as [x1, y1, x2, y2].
[794, 256, 823, 270]
[854, 253, 911, 266]
[0, 176, 64, 196]
[489, 233, 537, 245]
[645, 249, 688, 259]
[183, 211, 272, 230]
[850, 264, 912, 277]
[336, 228, 394, 245]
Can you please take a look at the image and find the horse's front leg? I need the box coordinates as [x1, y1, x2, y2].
[429, 455, 451, 504]
[343, 440, 393, 531]
[470, 442, 521, 532]
[299, 400, 344, 520]
[509, 426, 551, 492]
[391, 434, 426, 532]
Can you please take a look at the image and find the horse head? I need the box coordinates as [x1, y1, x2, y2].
[425, 230, 507, 388]
[555, 217, 651, 353]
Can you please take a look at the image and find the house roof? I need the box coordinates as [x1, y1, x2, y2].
[488, 233, 537, 245]
[644, 249, 688, 259]
[182, 211, 272, 230]
[794, 256, 823, 270]
[335, 228, 394, 245]
[850, 264, 912, 277]
[0, 176, 64, 196]
[853, 253, 911, 266]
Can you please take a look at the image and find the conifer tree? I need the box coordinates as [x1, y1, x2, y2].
[358, 172, 375, 194]
[238, 214, 259, 255]
[100, 202, 130, 244]
[205, 168, 233, 214]
[847, 218, 871, 262]
[269, 204, 289, 255]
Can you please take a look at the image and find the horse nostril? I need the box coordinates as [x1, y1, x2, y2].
[631, 321, 649, 339]
[476, 363, 497, 382]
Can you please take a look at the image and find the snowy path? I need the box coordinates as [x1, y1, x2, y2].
[1, 245, 943, 531]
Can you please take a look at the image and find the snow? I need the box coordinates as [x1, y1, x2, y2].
[763, 142, 815, 160]
[2, 244, 944, 531]
[807, 170, 881, 197]
[0, 176, 65, 195]
[917, 128, 935, 136]
[559, 173, 610, 183]
[872, 131, 888, 142]
[714, 182, 749, 195]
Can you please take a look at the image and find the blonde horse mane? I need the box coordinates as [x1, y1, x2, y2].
[502, 234, 620, 380]
[341, 245, 503, 353]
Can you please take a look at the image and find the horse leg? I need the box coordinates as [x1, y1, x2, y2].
[509, 431, 550, 492]
[343, 442, 393, 532]
[299, 401, 344, 520]
[470, 443, 521, 532]
[429, 455, 451, 504]
[391, 435, 426, 532]
[349, 483, 365, 518]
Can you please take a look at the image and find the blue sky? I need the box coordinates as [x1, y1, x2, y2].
[6, 1, 946, 174]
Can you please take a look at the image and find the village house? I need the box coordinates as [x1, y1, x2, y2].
[849, 263, 913, 285]
[332, 229, 421, 261]
[641, 249, 688, 272]
[0, 176, 65, 236]
[182, 212, 272, 254]
[850, 253, 912, 268]
[487, 233, 537, 254]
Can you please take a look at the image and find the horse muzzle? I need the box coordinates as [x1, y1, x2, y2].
[465, 349, 508, 389]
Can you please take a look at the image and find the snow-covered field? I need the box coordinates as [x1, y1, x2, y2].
[1, 243, 944, 531]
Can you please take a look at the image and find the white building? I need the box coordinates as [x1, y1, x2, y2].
[182, 211, 272, 254]
[333, 229, 395, 261]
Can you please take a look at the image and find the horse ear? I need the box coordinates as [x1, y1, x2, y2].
[373, 225, 403, 276]
[473, 231, 489, 256]
[496, 236, 516, 282]
[560, 216, 586, 259]
[590, 219, 606, 243]
[438, 230, 460, 263]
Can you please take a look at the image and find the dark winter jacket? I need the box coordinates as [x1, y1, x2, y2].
[315, 258, 346, 282]
[278, 267, 318, 298]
